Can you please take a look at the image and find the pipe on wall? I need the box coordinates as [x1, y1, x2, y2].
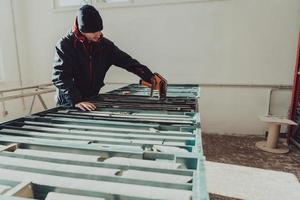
[105, 82, 292, 89]
[104, 82, 292, 118]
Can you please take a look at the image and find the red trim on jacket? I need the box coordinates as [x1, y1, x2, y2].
[72, 18, 94, 84]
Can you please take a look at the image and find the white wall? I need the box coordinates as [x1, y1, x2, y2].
[0, 0, 28, 121]
[1, 0, 300, 135]
[0, 0, 19, 89]
[0, 0, 58, 122]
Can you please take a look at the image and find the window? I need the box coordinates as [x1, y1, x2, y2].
[92, 0, 132, 8]
[92, 0, 213, 8]
[53, 0, 92, 11]
[0, 48, 4, 82]
[58, 0, 88, 7]
[102, 0, 130, 3]
[53, 0, 213, 10]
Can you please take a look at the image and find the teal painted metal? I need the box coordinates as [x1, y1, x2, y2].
[107, 84, 200, 98]
[0, 84, 208, 200]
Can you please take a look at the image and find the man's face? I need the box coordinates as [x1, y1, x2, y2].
[83, 31, 103, 42]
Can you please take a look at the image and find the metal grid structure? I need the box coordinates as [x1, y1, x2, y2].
[0, 84, 208, 200]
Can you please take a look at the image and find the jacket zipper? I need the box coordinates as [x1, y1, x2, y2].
[89, 55, 93, 84]
[82, 42, 94, 88]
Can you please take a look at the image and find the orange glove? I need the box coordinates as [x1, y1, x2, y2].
[140, 73, 167, 99]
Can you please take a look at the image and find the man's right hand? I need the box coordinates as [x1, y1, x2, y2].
[75, 102, 96, 111]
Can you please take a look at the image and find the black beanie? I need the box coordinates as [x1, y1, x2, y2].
[77, 5, 103, 33]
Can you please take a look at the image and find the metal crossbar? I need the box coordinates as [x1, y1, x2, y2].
[0, 83, 55, 116]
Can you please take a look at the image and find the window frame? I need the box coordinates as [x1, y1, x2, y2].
[91, 0, 133, 9]
[92, 0, 213, 9]
[53, 0, 215, 11]
[52, 0, 92, 12]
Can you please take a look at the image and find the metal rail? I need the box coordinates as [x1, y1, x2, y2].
[0, 83, 55, 116]
[0, 83, 53, 93]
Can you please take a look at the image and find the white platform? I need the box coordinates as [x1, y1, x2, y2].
[205, 161, 300, 200]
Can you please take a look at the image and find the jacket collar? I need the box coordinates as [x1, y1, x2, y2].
[73, 18, 89, 44]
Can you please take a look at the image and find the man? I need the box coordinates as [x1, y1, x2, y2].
[52, 5, 165, 111]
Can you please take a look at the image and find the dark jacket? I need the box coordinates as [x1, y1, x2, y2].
[52, 24, 153, 106]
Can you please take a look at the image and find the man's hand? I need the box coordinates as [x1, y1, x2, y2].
[140, 73, 167, 99]
[75, 102, 96, 111]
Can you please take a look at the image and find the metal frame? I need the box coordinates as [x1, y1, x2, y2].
[0, 84, 208, 199]
[0, 83, 55, 116]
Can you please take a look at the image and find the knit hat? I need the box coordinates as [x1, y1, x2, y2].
[77, 5, 103, 33]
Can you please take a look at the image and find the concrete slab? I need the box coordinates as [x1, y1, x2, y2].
[153, 145, 189, 154]
[122, 170, 192, 183]
[45, 192, 105, 200]
[104, 157, 181, 169]
[14, 149, 101, 162]
[205, 161, 300, 200]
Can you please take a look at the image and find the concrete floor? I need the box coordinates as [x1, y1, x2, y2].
[202, 133, 300, 200]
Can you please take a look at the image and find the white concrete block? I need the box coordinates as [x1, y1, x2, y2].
[205, 161, 300, 200]
[45, 192, 105, 200]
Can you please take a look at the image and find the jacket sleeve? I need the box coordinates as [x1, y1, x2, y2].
[110, 42, 153, 83]
[52, 39, 82, 106]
